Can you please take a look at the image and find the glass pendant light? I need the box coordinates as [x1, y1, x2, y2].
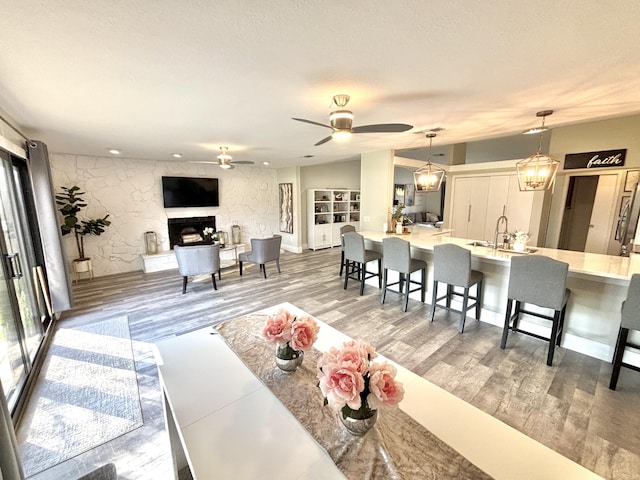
[516, 110, 560, 191]
[413, 133, 445, 192]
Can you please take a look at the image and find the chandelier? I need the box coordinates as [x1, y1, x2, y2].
[413, 133, 445, 192]
[516, 110, 560, 191]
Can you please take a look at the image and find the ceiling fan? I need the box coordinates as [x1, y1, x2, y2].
[192, 147, 255, 169]
[292, 94, 413, 146]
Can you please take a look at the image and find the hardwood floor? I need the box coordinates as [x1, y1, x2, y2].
[20, 247, 640, 479]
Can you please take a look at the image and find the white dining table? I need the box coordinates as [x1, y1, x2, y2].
[154, 302, 603, 480]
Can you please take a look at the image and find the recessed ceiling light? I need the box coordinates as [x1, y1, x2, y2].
[172, 153, 182, 158]
[108, 149, 121, 155]
[262, 161, 270, 166]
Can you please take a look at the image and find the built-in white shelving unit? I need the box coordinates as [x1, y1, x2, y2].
[307, 189, 360, 250]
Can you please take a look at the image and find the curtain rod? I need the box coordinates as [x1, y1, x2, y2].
[0, 111, 32, 144]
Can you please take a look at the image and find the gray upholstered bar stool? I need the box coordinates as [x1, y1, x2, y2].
[609, 273, 640, 390]
[500, 255, 570, 366]
[343, 231, 382, 295]
[339, 224, 356, 276]
[381, 237, 427, 312]
[430, 244, 483, 333]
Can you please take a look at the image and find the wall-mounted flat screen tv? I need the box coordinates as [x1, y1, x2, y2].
[162, 176, 219, 208]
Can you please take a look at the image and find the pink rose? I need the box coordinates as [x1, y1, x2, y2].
[318, 362, 365, 410]
[336, 343, 369, 376]
[289, 316, 319, 351]
[367, 362, 404, 409]
[262, 309, 294, 345]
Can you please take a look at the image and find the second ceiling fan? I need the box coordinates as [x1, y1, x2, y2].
[292, 94, 413, 146]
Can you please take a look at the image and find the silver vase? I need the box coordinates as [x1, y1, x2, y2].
[339, 407, 378, 436]
[274, 344, 304, 373]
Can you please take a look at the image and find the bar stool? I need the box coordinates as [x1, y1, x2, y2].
[381, 237, 427, 312]
[609, 273, 640, 390]
[500, 255, 570, 366]
[339, 224, 356, 276]
[430, 244, 483, 333]
[343, 231, 382, 295]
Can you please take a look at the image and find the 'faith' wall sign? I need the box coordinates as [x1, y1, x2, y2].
[564, 149, 626, 170]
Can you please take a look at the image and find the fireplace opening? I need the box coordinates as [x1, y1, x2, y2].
[167, 216, 216, 249]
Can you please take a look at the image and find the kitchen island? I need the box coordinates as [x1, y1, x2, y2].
[360, 230, 640, 363]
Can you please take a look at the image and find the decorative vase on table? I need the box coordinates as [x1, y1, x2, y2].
[512, 240, 527, 252]
[274, 343, 304, 373]
[339, 401, 378, 436]
[262, 307, 320, 374]
[317, 339, 405, 437]
[395, 221, 403, 234]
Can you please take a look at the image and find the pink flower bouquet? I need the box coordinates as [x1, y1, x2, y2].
[262, 308, 320, 361]
[317, 340, 404, 421]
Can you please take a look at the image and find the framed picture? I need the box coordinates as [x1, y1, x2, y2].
[624, 170, 639, 192]
[619, 195, 631, 217]
[279, 183, 293, 234]
[404, 184, 415, 206]
[615, 219, 624, 241]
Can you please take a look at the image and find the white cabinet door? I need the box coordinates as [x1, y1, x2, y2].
[312, 224, 332, 250]
[584, 174, 618, 254]
[451, 177, 472, 238]
[483, 176, 510, 241]
[451, 176, 490, 240]
[505, 175, 535, 239]
[466, 177, 490, 241]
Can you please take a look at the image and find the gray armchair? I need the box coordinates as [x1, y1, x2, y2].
[174, 244, 221, 294]
[239, 235, 282, 278]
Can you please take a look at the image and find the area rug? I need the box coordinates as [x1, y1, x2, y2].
[17, 316, 143, 477]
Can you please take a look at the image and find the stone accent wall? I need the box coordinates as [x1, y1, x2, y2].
[50, 153, 278, 276]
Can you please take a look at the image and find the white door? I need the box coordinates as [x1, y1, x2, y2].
[584, 174, 618, 254]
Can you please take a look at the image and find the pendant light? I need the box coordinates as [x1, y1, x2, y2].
[413, 133, 445, 192]
[516, 110, 560, 191]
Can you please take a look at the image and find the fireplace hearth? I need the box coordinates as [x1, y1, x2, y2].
[167, 216, 216, 249]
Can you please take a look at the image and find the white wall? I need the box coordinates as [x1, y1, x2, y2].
[361, 150, 394, 232]
[51, 153, 278, 276]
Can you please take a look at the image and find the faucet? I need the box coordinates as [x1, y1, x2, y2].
[494, 215, 509, 251]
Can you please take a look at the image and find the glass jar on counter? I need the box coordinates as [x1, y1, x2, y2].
[144, 231, 158, 254]
[231, 223, 241, 244]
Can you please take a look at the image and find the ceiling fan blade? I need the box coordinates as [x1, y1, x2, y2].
[314, 135, 333, 146]
[292, 117, 333, 129]
[230, 160, 254, 165]
[351, 123, 413, 133]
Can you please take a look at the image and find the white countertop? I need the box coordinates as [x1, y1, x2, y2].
[360, 230, 640, 282]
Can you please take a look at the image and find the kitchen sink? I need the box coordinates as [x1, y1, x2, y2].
[467, 241, 494, 248]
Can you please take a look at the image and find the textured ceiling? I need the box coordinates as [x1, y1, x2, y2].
[1, 1, 640, 168]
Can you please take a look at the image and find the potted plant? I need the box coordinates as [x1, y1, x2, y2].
[56, 185, 111, 274]
[391, 203, 406, 234]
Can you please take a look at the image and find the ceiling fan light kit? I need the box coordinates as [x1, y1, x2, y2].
[292, 94, 413, 145]
[516, 110, 560, 191]
[413, 133, 445, 192]
[211, 146, 254, 169]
